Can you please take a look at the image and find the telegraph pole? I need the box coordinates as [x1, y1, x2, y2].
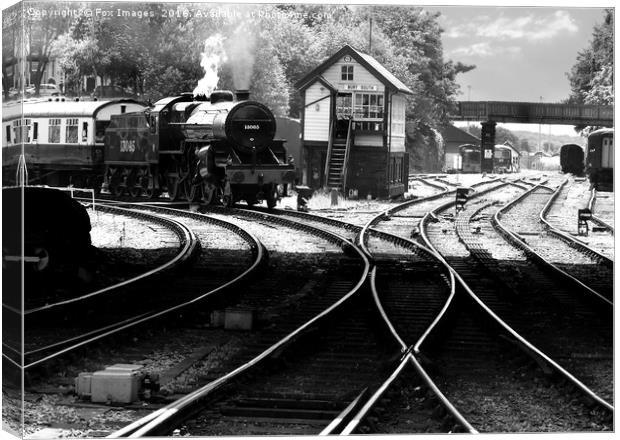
[538, 96, 543, 152]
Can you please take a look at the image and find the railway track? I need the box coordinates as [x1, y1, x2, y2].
[543, 178, 613, 260]
[416, 292, 611, 432]
[420, 182, 613, 411]
[9, 203, 263, 371]
[110, 205, 372, 436]
[589, 188, 615, 234]
[497, 183, 613, 302]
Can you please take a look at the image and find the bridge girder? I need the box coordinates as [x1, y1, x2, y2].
[450, 101, 613, 126]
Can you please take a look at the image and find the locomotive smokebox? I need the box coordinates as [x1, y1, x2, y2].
[235, 90, 250, 101]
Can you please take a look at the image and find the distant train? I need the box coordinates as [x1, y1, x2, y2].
[586, 128, 613, 191]
[2, 91, 297, 207]
[493, 144, 520, 173]
[459, 144, 481, 173]
[457, 143, 520, 174]
[559, 144, 584, 175]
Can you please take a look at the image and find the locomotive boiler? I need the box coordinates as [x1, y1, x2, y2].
[103, 90, 295, 207]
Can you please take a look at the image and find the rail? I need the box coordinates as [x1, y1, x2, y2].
[494, 184, 613, 307]
[588, 188, 614, 233]
[8, 203, 198, 316]
[16, 205, 266, 369]
[354, 206, 474, 433]
[419, 181, 614, 413]
[111, 209, 371, 438]
[539, 179, 612, 266]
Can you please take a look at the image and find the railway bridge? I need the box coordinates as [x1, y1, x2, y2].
[449, 101, 614, 172]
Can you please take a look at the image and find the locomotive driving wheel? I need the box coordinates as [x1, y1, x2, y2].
[167, 175, 181, 201]
[222, 181, 234, 208]
[265, 183, 279, 209]
[128, 170, 142, 198]
[186, 181, 201, 203]
[202, 183, 217, 205]
[142, 175, 157, 199]
[110, 169, 125, 197]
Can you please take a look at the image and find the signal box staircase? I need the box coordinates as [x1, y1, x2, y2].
[324, 119, 353, 193]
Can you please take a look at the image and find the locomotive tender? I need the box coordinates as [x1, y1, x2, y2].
[559, 143, 585, 175]
[586, 128, 614, 191]
[104, 89, 295, 206]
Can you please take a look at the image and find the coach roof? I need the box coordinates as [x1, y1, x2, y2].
[2, 99, 144, 122]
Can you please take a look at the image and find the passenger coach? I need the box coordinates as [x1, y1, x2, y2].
[2, 98, 147, 189]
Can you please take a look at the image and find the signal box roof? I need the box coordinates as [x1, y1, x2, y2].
[295, 44, 413, 95]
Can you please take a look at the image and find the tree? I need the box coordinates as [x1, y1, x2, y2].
[519, 139, 531, 153]
[24, 2, 72, 94]
[566, 9, 613, 106]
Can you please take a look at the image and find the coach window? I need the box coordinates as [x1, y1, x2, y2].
[24, 119, 31, 142]
[149, 115, 157, 134]
[12, 121, 21, 143]
[66, 118, 79, 143]
[6, 125, 11, 143]
[82, 122, 88, 142]
[33, 122, 39, 142]
[49, 119, 61, 143]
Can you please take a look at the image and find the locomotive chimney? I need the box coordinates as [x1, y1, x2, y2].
[235, 90, 250, 101]
[210, 90, 234, 104]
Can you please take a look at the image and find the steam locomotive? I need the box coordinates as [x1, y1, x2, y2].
[3, 91, 296, 208]
[104, 90, 296, 207]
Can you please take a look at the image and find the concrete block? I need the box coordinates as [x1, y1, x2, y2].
[224, 308, 254, 330]
[75, 372, 93, 398]
[211, 309, 225, 327]
[91, 369, 142, 403]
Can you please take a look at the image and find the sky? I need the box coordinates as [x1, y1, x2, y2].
[427, 5, 609, 136]
[1, 1, 611, 137]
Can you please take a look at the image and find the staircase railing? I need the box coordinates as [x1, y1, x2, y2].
[323, 119, 335, 189]
[340, 118, 354, 196]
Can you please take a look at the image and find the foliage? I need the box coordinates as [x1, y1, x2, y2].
[566, 9, 613, 106]
[21, 3, 473, 130]
[465, 124, 519, 148]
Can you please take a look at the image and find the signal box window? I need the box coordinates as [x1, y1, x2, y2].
[49, 119, 61, 143]
[66, 118, 79, 143]
[341, 65, 354, 81]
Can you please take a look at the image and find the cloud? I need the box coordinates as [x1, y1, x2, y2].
[449, 42, 522, 58]
[445, 10, 578, 42]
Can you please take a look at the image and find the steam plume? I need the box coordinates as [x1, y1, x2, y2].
[193, 34, 227, 96]
[225, 24, 256, 90]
